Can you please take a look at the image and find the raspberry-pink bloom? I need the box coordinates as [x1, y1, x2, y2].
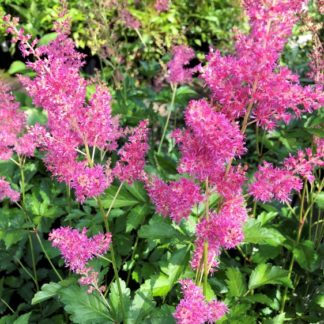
[0, 82, 25, 160]
[147, 177, 203, 223]
[0, 177, 20, 202]
[154, 0, 170, 12]
[120, 9, 141, 29]
[49, 227, 111, 291]
[202, 0, 323, 128]
[173, 99, 245, 183]
[167, 45, 197, 85]
[284, 146, 324, 183]
[249, 162, 303, 202]
[71, 164, 112, 203]
[185, 99, 245, 160]
[113, 120, 149, 184]
[174, 279, 227, 324]
[190, 237, 220, 272]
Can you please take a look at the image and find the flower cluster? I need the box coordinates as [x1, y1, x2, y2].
[249, 162, 303, 202]
[49, 227, 111, 292]
[113, 120, 149, 184]
[0, 81, 37, 160]
[202, 0, 323, 129]
[147, 177, 203, 223]
[0, 177, 20, 203]
[120, 9, 141, 29]
[4, 16, 148, 203]
[173, 99, 245, 184]
[167, 45, 198, 85]
[174, 279, 227, 324]
[155, 0, 170, 12]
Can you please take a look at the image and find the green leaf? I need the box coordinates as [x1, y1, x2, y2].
[37, 32, 58, 46]
[264, 312, 286, 324]
[12, 313, 32, 324]
[108, 279, 131, 322]
[248, 264, 292, 290]
[126, 204, 151, 233]
[225, 267, 246, 297]
[293, 240, 319, 272]
[245, 294, 274, 307]
[142, 274, 170, 297]
[244, 219, 285, 246]
[314, 295, 324, 308]
[315, 192, 324, 209]
[60, 285, 113, 323]
[127, 288, 156, 322]
[125, 181, 148, 203]
[138, 215, 184, 241]
[8, 61, 27, 75]
[32, 282, 62, 305]
[100, 185, 140, 208]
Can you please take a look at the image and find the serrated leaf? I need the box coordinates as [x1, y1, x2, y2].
[100, 185, 140, 208]
[127, 289, 156, 322]
[138, 215, 184, 241]
[142, 274, 170, 297]
[244, 219, 285, 246]
[108, 279, 131, 322]
[293, 240, 319, 272]
[12, 312, 32, 324]
[225, 267, 246, 297]
[32, 282, 62, 305]
[248, 264, 292, 290]
[264, 312, 285, 324]
[60, 285, 113, 323]
[8, 61, 27, 75]
[126, 204, 151, 233]
[245, 294, 274, 306]
[125, 181, 148, 203]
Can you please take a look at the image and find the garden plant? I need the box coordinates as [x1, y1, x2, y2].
[0, 0, 323, 323]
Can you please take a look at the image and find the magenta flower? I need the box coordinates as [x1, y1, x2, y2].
[0, 82, 26, 160]
[174, 279, 227, 324]
[249, 162, 303, 202]
[147, 177, 203, 223]
[154, 0, 170, 12]
[167, 45, 198, 85]
[0, 177, 20, 203]
[120, 9, 141, 29]
[202, 0, 323, 128]
[113, 120, 149, 184]
[49, 227, 111, 291]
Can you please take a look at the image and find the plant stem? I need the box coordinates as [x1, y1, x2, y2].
[203, 178, 210, 296]
[0, 297, 15, 314]
[17, 155, 39, 291]
[126, 235, 139, 285]
[35, 231, 63, 281]
[158, 84, 177, 154]
[280, 180, 307, 313]
[97, 197, 127, 323]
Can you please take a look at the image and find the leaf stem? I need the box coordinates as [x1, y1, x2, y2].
[158, 83, 177, 154]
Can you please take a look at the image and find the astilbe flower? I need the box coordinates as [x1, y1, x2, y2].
[71, 164, 113, 203]
[191, 196, 247, 271]
[249, 162, 303, 202]
[4, 17, 121, 202]
[147, 177, 203, 223]
[49, 227, 111, 292]
[113, 120, 149, 184]
[120, 9, 141, 29]
[0, 81, 26, 160]
[173, 99, 245, 183]
[167, 45, 198, 85]
[284, 145, 324, 183]
[202, 0, 323, 129]
[174, 279, 227, 324]
[154, 0, 170, 12]
[0, 177, 20, 202]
